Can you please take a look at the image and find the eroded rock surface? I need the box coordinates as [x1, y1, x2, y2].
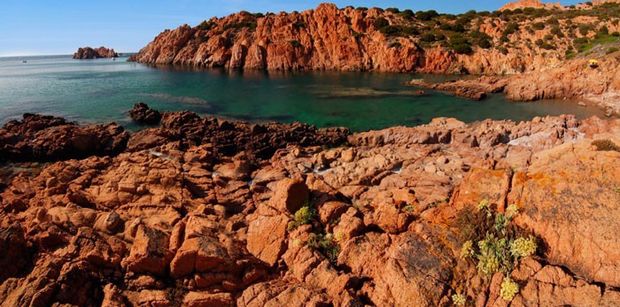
[2, 111, 620, 306]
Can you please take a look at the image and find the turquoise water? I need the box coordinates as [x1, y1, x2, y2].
[0, 55, 606, 131]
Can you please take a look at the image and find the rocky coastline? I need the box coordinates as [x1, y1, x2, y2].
[73, 47, 119, 59]
[410, 52, 620, 116]
[2, 104, 620, 306]
[127, 2, 620, 114]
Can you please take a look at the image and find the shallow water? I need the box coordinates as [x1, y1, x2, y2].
[0, 55, 606, 131]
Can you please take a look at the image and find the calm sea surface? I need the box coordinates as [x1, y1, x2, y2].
[0, 55, 606, 131]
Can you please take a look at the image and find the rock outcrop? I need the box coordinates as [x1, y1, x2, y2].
[500, 0, 563, 11]
[409, 76, 508, 100]
[129, 3, 620, 74]
[129, 102, 162, 125]
[0, 113, 129, 162]
[2, 109, 620, 306]
[73, 47, 118, 59]
[411, 51, 620, 114]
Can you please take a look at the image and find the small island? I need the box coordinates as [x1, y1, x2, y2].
[73, 46, 118, 59]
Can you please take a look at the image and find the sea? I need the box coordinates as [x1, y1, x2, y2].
[0, 55, 606, 132]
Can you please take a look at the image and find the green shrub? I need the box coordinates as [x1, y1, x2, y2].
[476, 233, 510, 275]
[607, 47, 619, 54]
[459, 199, 538, 278]
[551, 26, 564, 37]
[535, 39, 556, 50]
[500, 277, 520, 301]
[532, 22, 545, 30]
[573, 37, 589, 45]
[386, 7, 400, 14]
[450, 34, 473, 54]
[293, 21, 306, 29]
[478, 38, 492, 49]
[451, 42, 473, 54]
[452, 294, 466, 306]
[288, 205, 316, 230]
[510, 236, 538, 258]
[307, 233, 340, 263]
[579, 24, 592, 36]
[460, 240, 474, 259]
[289, 40, 302, 48]
[388, 41, 402, 49]
[471, 31, 493, 49]
[400, 9, 415, 19]
[592, 139, 620, 152]
[420, 32, 436, 42]
[503, 22, 519, 36]
[373, 17, 389, 29]
[197, 20, 215, 31]
[224, 21, 257, 31]
[547, 17, 560, 25]
[416, 10, 439, 21]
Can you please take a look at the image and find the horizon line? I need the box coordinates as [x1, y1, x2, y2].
[0, 52, 137, 58]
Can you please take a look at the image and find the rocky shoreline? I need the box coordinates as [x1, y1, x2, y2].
[126, 1, 620, 115]
[410, 52, 620, 116]
[1, 104, 620, 306]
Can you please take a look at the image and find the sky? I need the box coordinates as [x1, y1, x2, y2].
[0, 0, 581, 56]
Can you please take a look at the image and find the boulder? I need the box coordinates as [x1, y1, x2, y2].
[129, 102, 162, 125]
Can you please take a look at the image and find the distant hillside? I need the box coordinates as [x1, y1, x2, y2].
[130, 2, 620, 74]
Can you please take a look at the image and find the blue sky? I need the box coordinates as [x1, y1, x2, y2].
[0, 0, 581, 56]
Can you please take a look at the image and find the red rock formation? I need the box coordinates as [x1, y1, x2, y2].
[131, 3, 617, 74]
[411, 52, 620, 114]
[2, 110, 620, 305]
[129, 102, 162, 125]
[500, 0, 563, 11]
[0, 113, 129, 161]
[73, 46, 118, 59]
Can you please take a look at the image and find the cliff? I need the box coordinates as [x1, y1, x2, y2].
[129, 3, 620, 74]
[73, 46, 118, 59]
[2, 106, 620, 306]
[500, 0, 562, 11]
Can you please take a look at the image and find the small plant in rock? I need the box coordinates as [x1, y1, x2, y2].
[500, 277, 519, 301]
[460, 240, 474, 259]
[452, 293, 467, 306]
[510, 236, 537, 258]
[289, 40, 302, 48]
[288, 205, 316, 230]
[307, 232, 340, 264]
[462, 199, 536, 277]
[403, 204, 415, 213]
[476, 233, 510, 275]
